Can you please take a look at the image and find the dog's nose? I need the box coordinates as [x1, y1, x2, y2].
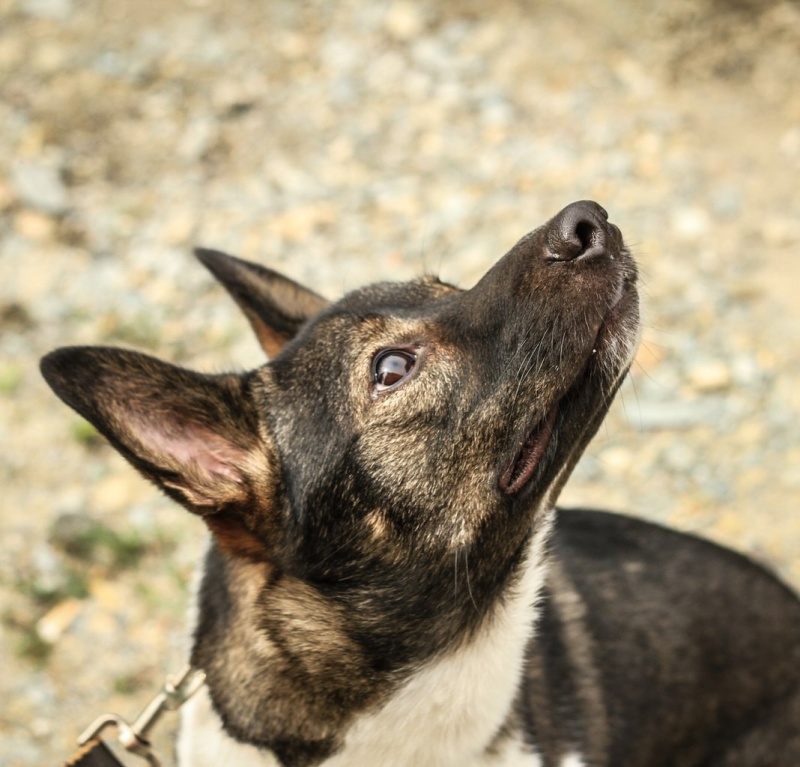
[545, 200, 613, 262]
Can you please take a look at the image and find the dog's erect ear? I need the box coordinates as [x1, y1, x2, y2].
[40, 347, 277, 524]
[195, 248, 329, 358]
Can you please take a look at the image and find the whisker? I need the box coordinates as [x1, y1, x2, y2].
[464, 548, 479, 614]
[453, 548, 459, 600]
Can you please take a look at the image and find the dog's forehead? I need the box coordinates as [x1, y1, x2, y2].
[333, 275, 461, 314]
[273, 276, 463, 363]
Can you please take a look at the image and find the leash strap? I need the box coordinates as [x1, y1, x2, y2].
[63, 738, 125, 767]
[60, 666, 205, 767]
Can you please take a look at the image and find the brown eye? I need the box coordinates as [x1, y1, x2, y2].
[372, 350, 417, 392]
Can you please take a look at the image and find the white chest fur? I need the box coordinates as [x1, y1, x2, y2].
[177, 524, 551, 767]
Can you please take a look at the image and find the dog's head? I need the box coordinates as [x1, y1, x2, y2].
[41, 201, 639, 757]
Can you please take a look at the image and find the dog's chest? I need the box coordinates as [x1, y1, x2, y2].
[178, 533, 550, 767]
[178, 645, 543, 767]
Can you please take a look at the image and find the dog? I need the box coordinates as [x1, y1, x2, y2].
[41, 201, 800, 767]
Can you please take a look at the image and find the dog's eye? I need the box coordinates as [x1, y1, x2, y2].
[372, 350, 417, 392]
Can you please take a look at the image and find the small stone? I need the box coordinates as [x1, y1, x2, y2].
[13, 209, 57, 241]
[163, 211, 196, 245]
[30, 543, 70, 598]
[762, 217, 796, 247]
[90, 471, 148, 513]
[599, 446, 634, 472]
[779, 127, 800, 158]
[0, 180, 14, 210]
[384, 2, 425, 41]
[33, 41, 69, 73]
[671, 207, 711, 241]
[178, 117, 217, 161]
[661, 443, 693, 473]
[89, 578, 126, 612]
[613, 58, 656, 98]
[36, 598, 82, 644]
[734, 420, 767, 446]
[268, 203, 336, 243]
[686, 361, 732, 393]
[710, 185, 742, 218]
[20, 0, 73, 20]
[11, 159, 70, 216]
[730, 355, 761, 387]
[276, 32, 311, 59]
[635, 402, 715, 431]
[29, 718, 53, 739]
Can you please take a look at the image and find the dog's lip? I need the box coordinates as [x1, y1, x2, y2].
[592, 276, 636, 352]
[498, 407, 558, 495]
[499, 277, 636, 497]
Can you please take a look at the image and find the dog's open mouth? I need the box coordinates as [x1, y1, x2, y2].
[498, 407, 558, 495]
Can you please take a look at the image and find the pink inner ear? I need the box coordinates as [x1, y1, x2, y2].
[137, 419, 246, 484]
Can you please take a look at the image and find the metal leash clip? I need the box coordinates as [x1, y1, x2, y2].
[76, 665, 206, 766]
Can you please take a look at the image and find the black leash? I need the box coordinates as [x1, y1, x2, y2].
[61, 666, 205, 767]
[64, 739, 126, 767]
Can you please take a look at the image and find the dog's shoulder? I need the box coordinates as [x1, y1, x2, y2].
[522, 508, 800, 763]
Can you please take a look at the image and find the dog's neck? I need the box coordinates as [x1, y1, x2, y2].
[325, 522, 553, 767]
[182, 512, 554, 767]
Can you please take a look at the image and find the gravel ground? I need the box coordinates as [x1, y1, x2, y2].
[1, 0, 799, 764]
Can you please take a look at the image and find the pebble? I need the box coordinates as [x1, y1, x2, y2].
[634, 401, 722, 431]
[384, 2, 426, 41]
[12, 209, 57, 241]
[598, 446, 635, 473]
[20, 0, 74, 20]
[779, 127, 800, 159]
[686, 360, 733, 393]
[10, 159, 70, 216]
[661, 443, 696, 472]
[36, 599, 82, 644]
[670, 206, 711, 241]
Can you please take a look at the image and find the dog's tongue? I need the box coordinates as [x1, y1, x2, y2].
[499, 409, 557, 495]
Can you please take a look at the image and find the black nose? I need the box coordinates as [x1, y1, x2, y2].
[545, 200, 612, 262]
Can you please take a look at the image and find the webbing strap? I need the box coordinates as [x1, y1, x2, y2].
[59, 665, 205, 767]
[63, 738, 126, 767]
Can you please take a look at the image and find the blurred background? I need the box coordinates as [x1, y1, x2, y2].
[1, 0, 799, 763]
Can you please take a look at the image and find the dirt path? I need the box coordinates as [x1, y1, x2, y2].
[1, 1, 799, 763]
